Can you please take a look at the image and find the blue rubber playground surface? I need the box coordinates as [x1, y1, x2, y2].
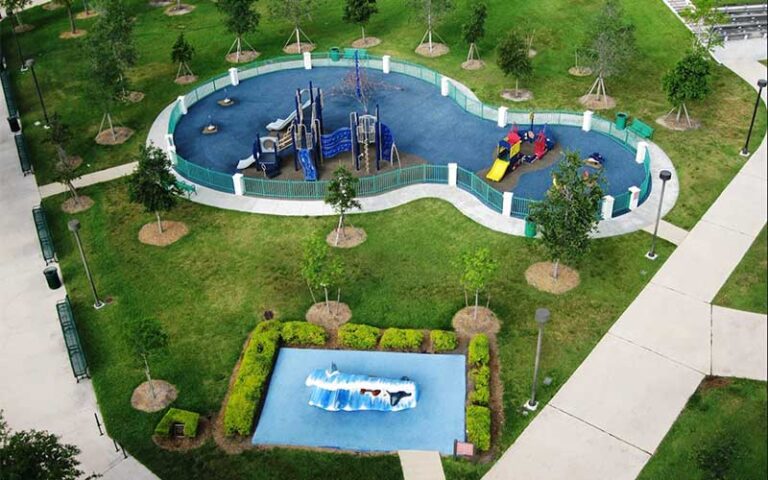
[252, 348, 466, 454]
[174, 66, 645, 199]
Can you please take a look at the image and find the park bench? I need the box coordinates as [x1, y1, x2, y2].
[32, 206, 56, 265]
[56, 297, 89, 382]
[176, 180, 197, 195]
[14, 133, 33, 175]
[628, 118, 654, 139]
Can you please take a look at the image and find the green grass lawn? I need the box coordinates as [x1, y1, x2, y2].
[638, 378, 767, 480]
[44, 181, 672, 479]
[714, 225, 767, 314]
[3, 0, 765, 229]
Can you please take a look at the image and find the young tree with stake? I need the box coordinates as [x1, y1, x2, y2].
[127, 317, 169, 400]
[344, 0, 378, 47]
[218, 0, 259, 62]
[301, 236, 344, 313]
[662, 50, 711, 128]
[681, 0, 726, 53]
[171, 32, 195, 80]
[47, 114, 83, 206]
[458, 247, 498, 320]
[462, 2, 486, 64]
[128, 144, 183, 235]
[54, 0, 81, 36]
[324, 166, 362, 246]
[269, 0, 316, 53]
[496, 30, 532, 99]
[410, 0, 453, 54]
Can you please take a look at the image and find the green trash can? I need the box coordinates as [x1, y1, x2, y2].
[329, 47, 341, 62]
[524, 219, 537, 238]
[615, 112, 628, 130]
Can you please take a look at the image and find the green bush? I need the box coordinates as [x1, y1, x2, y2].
[280, 321, 327, 346]
[470, 365, 490, 406]
[379, 328, 424, 352]
[337, 323, 381, 350]
[466, 405, 491, 451]
[222, 322, 281, 436]
[468, 334, 490, 366]
[430, 330, 458, 352]
[154, 408, 200, 438]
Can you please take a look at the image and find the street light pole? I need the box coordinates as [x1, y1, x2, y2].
[646, 170, 672, 261]
[25, 58, 50, 128]
[7, 11, 28, 72]
[740, 78, 767, 157]
[68, 220, 106, 310]
[524, 308, 550, 412]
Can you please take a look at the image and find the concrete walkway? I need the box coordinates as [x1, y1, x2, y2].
[38, 161, 138, 198]
[398, 450, 446, 480]
[484, 53, 767, 480]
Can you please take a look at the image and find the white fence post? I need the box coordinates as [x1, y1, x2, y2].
[582, 110, 593, 132]
[628, 187, 641, 210]
[232, 173, 244, 196]
[635, 141, 648, 164]
[177, 96, 188, 115]
[303, 52, 312, 70]
[601, 195, 615, 219]
[228, 67, 240, 86]
[382, 55, 391, 74]
[448, 163, 457, 187]
[497, 107, 508, 128]
[441, 77, 450, 96]
[502, 192, 514, 216]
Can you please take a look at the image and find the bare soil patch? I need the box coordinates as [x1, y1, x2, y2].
[452, 306, 501, 339]
[306, 301, 352, 328]
[164, 4, 194, 16]
[64, 155, 83, 169]
[568, 66, 593, 77]
[461, 59, 485, 71]
[282, 43, 316, 54]
[502, 89, 533, 102]
[579, 94, 616, 110]
[13, 24, 34, 33]
[699, 376, 732, 392]
[326, 226, 366, 248]
[131, 380, 178, 413]
[59, 29, 87, 39]
[75, 10, 99, 19]
[138, 221, 189, 246]
[124, 91, 145, 103]
[152, 416, 212, 451]
[94, 126, 134, 145]
[656, 115, 701, 131]
[175, 74, 198, 85]
[61, 195, 94, 214]
[225, 50, 260, 64]
[351, 37, 381, 48]
[415, 42, 449, 58]
[525, 261, 580, 294]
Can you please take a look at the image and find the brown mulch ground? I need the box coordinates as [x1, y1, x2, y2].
[75, 10, 99, 19]
[131, 380, 178, 413]
[477, 142, 563, 192]
[452, 306, 501, 340]
[283, 43, 316, 54]
[138, 221, 189, 247]
[64, 155, 83, 169]
[164, 4, 195, 16]
[415, 42, 449, 58]
[461, 59, 485, 70]
[14, 24, 34, 33]
[525, 261, 580, 294]
[152, 416, 212, 451]
[306, 301, 352, 329]
[656, 115, 701, 131]
[175, 74, 198, 85]
[95, 126, 134, 145]
[149, 0, 173, 5]
[43, 2, 63, 9]
[699, 376, 732, 392]
[568, 66, 593, 77]
[225, 50, 260, 64]
[61, 195, 94, 214]
[59, 29, 87, 39]
[326, 227, 366, 248]
[501, 89, 533, 102]
[351, 37, 381, 48]
[579, 94, 617, 110]
[125, 91, 145, 103]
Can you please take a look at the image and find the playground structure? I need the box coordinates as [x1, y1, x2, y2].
[486, 124, 556, 182]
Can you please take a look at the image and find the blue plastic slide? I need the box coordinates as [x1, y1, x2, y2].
[298, 148, 318, 181]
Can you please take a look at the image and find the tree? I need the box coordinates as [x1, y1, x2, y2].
[84, 33, 125, 140]
[581, 0, 635, 106]
[127, 317, 169, 400]
[409, 0, 453, 53]
[462, 2, 486, 63]
[269, 0, 316, 53]
[46, 113, 73, 167]
[91, 0, 136, 97]
[343, 0, 377, 44]
[128, 144, 183, 234]
[54, 0, 80, 35]
[529, 151, 605, 279]
[496, 30, 532, 98]
[1, 0, 32, 29]
[301, 236, 344, 313]
[324, 165, 362, 246]
[217, 0, 259, 62]
[681, 0, 727, 53]
[662, 50, 712, 127]
[457, 247, 498, 320]
[0, 412, 99, 480]
[171, 33, 195, 79]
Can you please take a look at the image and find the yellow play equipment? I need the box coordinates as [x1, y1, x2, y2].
[486, 134, 521, 182]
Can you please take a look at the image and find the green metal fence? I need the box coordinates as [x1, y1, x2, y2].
[457, 167, 504, 213]
[174, 155, 235, 193]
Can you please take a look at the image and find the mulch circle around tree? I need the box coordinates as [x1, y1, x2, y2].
[501, 89, 533, 102]
[175, 74, 198, 85]
[656, 115, 701, 131]
[461, 59, 485, 71]
[325, 227, 366, 248]
[131, 380, 178, 413]
[94, 126, 134, 145]
[75, 10, 99, 19]
[452, 306, 501, 338]
[282, 43, 316, 54]
[579, 93, 616, 110]
[13, 24, 35, 34]
[568, 66, 593, 77]
[525, 261, 580, 294]
[61, 195, 94, 214]
[59, 29, 87, 39]
[164, 4, 195, 16]
[225, 50, 260, 64]
[153, 416, 212, 452]
[149, 0, 173, 6]
[415, 43, 449, 58]
[125, 91, 145, 103]
[65, 155, 83, 169]
[43, 2, 63, 10]
[138, 221, 189, 247]
[351, 37, 381, 48]
[306, 301, 352, 329]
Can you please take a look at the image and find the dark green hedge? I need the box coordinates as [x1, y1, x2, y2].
[154, 408, 200, 438]
[281, 321, 327, 346]
[379, 328, 424, 352]
[467, 405, 491, 451]
[337, 323, 381, 350]
[468, 334, 490, 366]
[430, 330, 458, 352]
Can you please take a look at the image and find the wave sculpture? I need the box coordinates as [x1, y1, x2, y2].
[305, 364, 418, 412]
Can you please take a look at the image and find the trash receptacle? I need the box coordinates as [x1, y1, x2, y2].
[524, 219, 537, 238]
[615, 112, 628, 130]
[43, 266, 61, 290]
[329, 47, 341, 62]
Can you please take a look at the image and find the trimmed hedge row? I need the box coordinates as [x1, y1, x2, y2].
[154, 408, 200, 438]
[430, 330, 458, 352]
[469, 365, 490, 406]
[338, 323, 381, 350]
[468, 334, 490, 366]
[380, 328, 424, 352]
[223, 320, 281, 436]
[281, 321, 327, 346]
[467, 333, 492, 451]
[466, 405, 491, 451]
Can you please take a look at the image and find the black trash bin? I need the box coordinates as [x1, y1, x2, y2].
[7, 116, 20, 133]
[43, 266, 61, 290]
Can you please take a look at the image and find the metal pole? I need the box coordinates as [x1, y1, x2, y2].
[94, 412, 103, 436]
[740, 80, 767, 157]
[28, 62, 50, 126]
[524, 308, 550, 411]
[7, 12, 27, 72]
[69, 220, 105, 309]
[646, 170, 672, 260]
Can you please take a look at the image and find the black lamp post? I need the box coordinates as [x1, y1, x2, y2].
[524, 308, 550, 411]
[740, 78, 767, 157]
[68, 219, 106, 310]
[25, 58, 50, 128]
[646, 170, 672, 261]
[7, 10, 27, 72]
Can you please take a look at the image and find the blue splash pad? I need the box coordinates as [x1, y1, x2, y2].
[252, 348, 466, 454]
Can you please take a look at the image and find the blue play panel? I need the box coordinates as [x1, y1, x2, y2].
[174, 66, 646, 200]
[252, 348, 466, 454]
